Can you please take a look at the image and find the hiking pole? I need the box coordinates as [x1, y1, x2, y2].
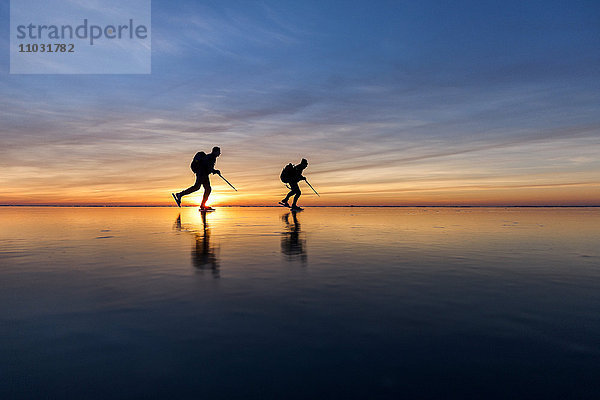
[217, 172, 238, 191]
[305, 180, 320, 197]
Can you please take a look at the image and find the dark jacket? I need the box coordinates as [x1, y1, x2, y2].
[202, 153, 218, 175]
[290, 165, 306, 183]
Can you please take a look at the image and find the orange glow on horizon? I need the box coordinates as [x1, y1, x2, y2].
[2, 156, 599, 207]
[2, 182, 599, 207]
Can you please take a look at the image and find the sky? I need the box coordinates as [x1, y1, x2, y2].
[1, 0, 599, 206]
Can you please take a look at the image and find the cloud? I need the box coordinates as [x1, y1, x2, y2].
[1, 0, 599, 204]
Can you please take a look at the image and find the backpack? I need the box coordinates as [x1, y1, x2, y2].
[190, 152, 206, 174]
[280, 163, 295, 183]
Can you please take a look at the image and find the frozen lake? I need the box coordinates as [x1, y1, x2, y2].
[1, 207, 599, 399]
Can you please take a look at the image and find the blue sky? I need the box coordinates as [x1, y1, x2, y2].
[1, 0, 599, 205]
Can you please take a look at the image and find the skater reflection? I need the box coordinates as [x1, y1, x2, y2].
[281, 211, 306, 263]
[174, 213, 220, 278]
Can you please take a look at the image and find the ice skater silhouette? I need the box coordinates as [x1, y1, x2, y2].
[279, 158, 309, 211]
[172, 146, 221, 211]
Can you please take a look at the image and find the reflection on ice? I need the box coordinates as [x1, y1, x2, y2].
[1, 206, 600, 399]
[174, 212, 220, 278]
[280, 211, 306, 263]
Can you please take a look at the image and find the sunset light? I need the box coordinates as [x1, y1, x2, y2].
[1, 0, 598, 206]
[2, 1, 600, 399]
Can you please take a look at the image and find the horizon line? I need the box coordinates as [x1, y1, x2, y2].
[1, 205, 599, 208]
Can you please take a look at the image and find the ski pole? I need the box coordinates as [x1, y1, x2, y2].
[305, 180, 320, 197]
[218, 172, 238, 191]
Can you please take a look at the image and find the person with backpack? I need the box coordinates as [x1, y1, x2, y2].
[279, 158, 308, 211]
[172, 146, 221, 211]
